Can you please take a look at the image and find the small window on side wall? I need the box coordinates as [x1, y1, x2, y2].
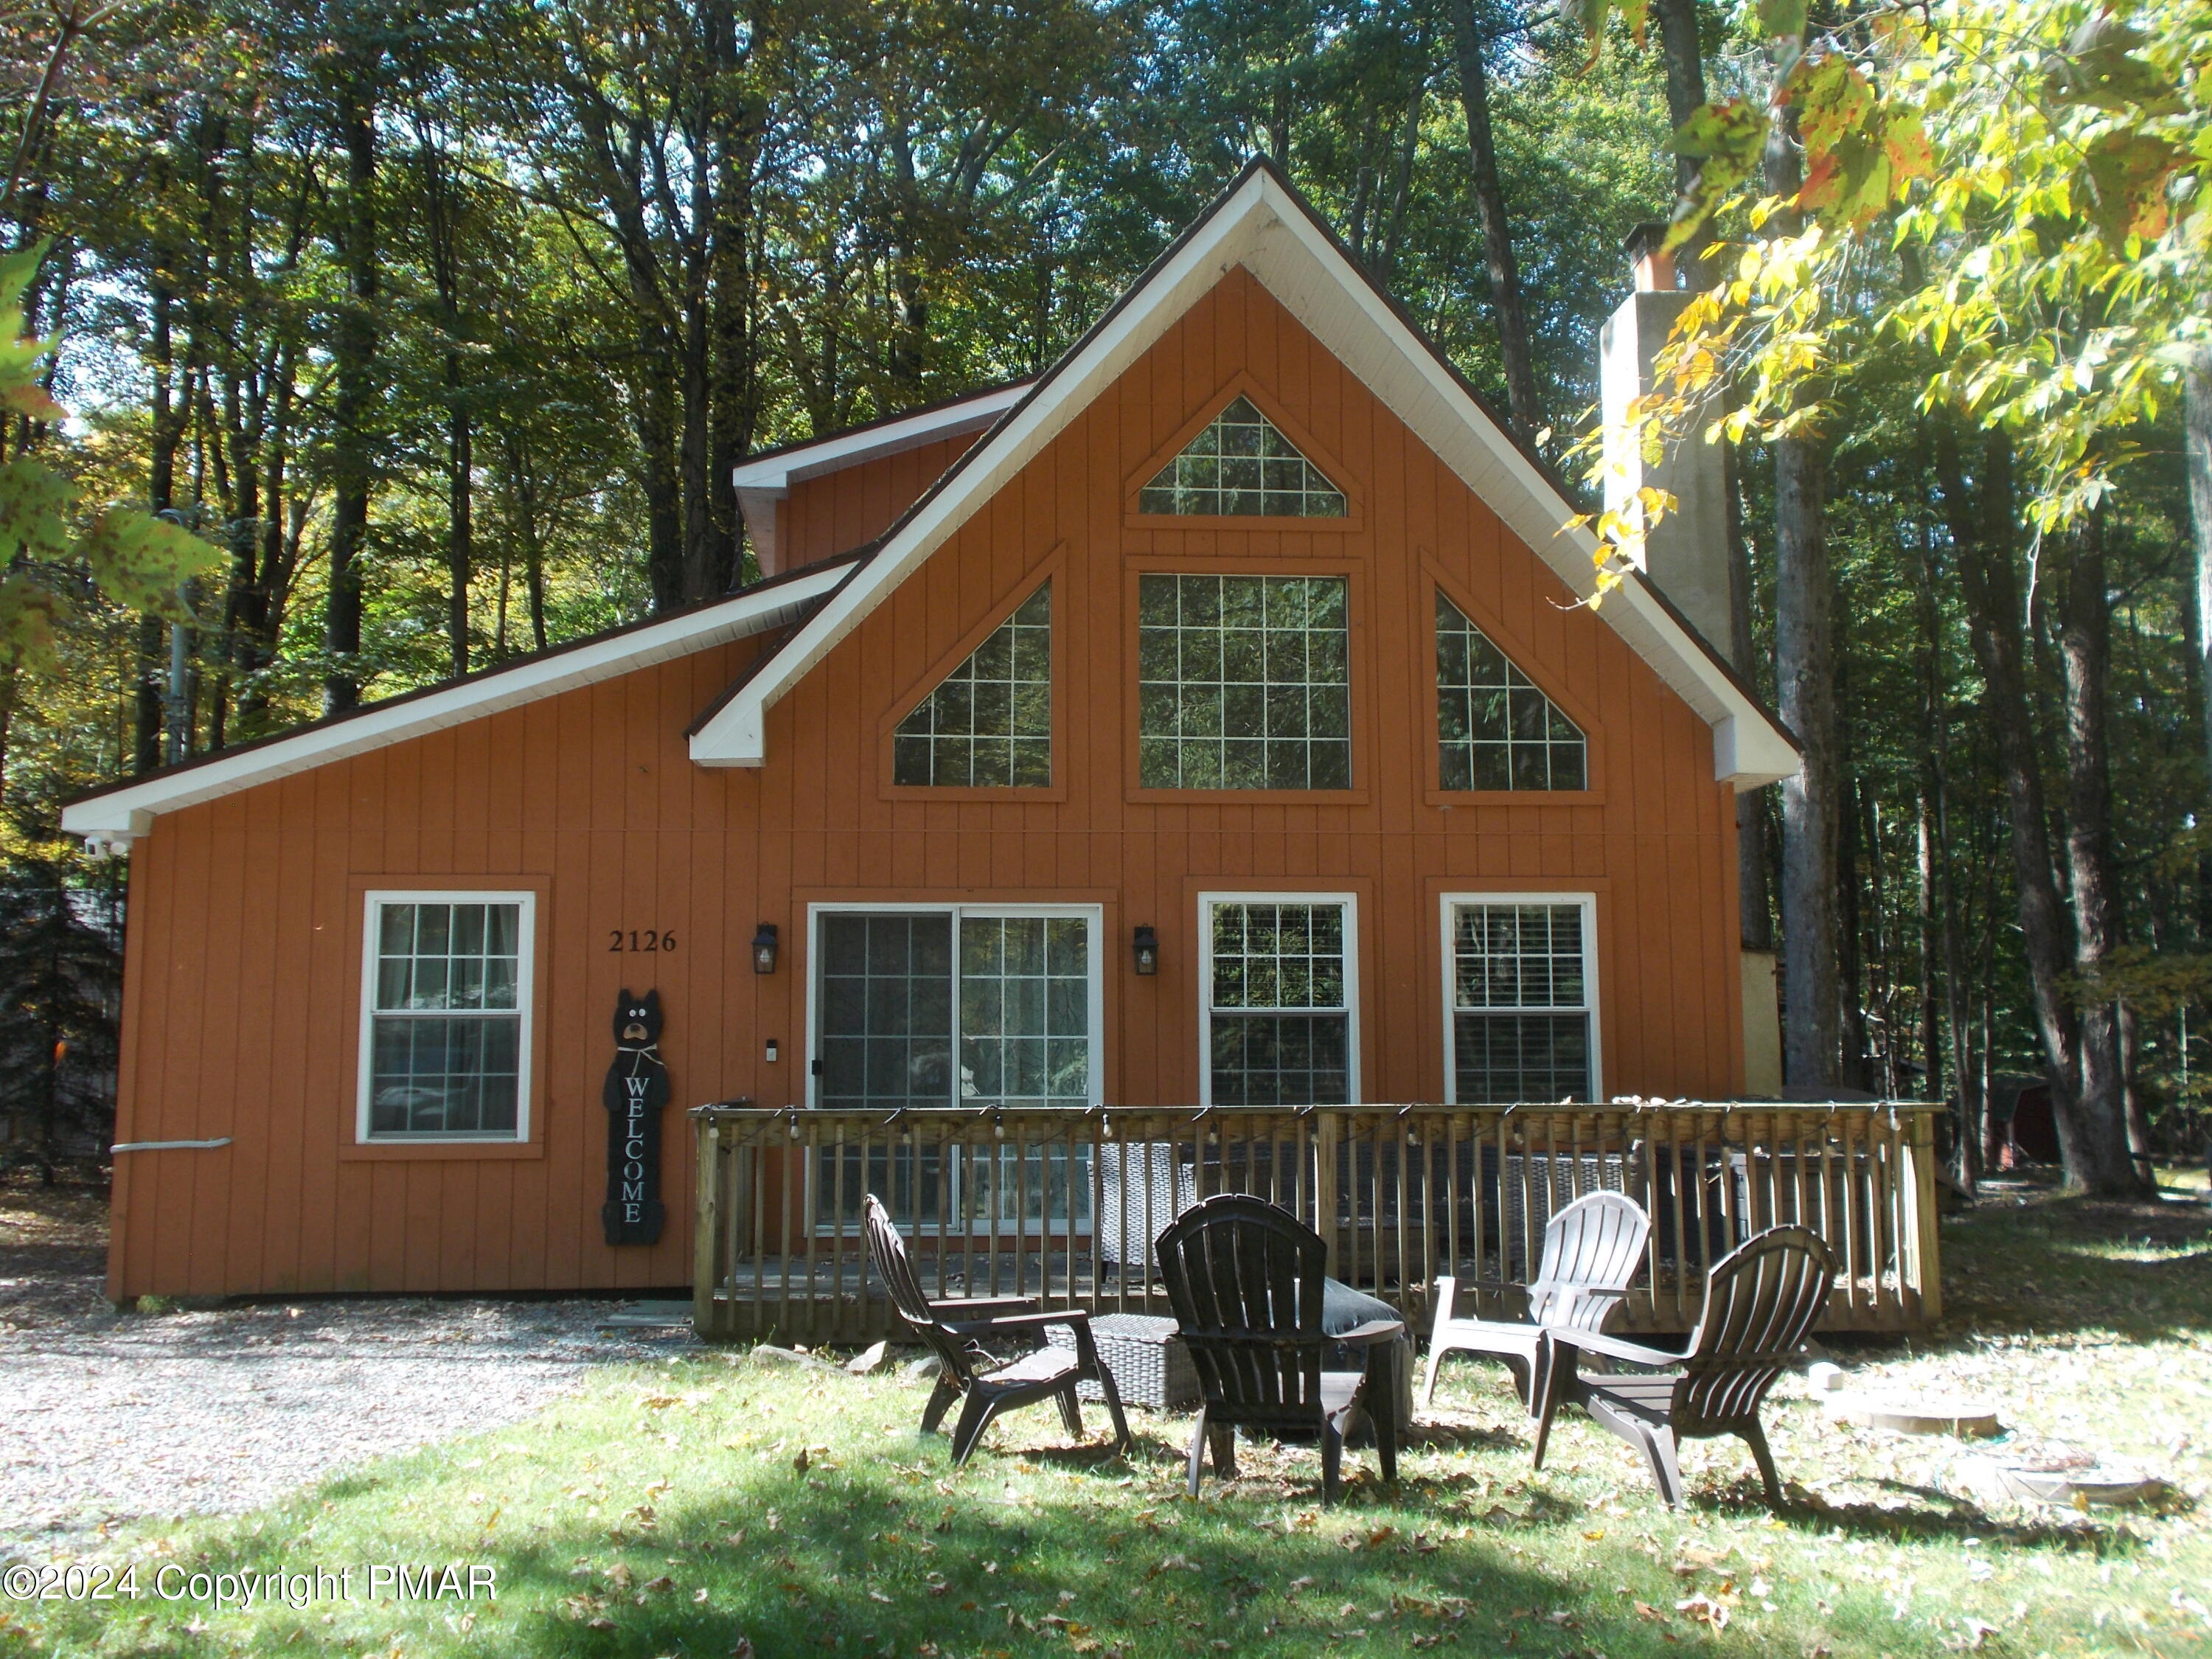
[893, 582, 1052, 787]
[360, 892, 534, 1141]
[1435, 591, 1586, 790]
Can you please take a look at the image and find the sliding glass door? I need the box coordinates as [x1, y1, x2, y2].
[809, 905, 1099, 1233]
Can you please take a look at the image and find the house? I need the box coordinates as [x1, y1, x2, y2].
[62, 163, 1796, 1301]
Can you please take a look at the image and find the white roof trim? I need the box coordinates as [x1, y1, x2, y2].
[692, 169, 1796, 790]
[729, 383, 1032, 494]
[61, 563, 852, 846]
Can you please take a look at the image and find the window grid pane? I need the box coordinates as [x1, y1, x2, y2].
[1435, 591, 1586, 790]
[816, 914, 955, 1110]
[1451, 902, 1592, 1102]
[1138, 396, 1346, 518]
[1138, 574, 1351, 790]
[368, 900, 524, 1137]
[813, 909, 1096, 1231]
[893, 582, 1052, 787]
[1208, 902, 1350, 1105]
[957, 916, 1091, 1108]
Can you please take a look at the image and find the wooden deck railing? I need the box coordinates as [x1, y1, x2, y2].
[690, 1101, 1944, 1343]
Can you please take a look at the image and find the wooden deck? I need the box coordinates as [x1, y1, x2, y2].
[691, 1102, 1944, 1343]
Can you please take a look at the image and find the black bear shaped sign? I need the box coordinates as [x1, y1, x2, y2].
[602, 990, 670, 1246]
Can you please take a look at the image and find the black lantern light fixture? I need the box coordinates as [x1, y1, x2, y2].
[1131, 925, 1160, 976]
[752, 922, 779, 975]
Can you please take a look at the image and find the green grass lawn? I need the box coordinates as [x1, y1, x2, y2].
[7, 1184, 2211, 1659]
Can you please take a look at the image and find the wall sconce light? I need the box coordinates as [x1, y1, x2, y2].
[1131, 925, 1160, 976]
[752, 923, 779, 975]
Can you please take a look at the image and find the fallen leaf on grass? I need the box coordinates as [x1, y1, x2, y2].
[1677, 1593, 1730, 1630]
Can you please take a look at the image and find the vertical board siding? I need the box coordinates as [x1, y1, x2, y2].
[775, 433, 979, 573]
[109, 266, 1745, 1297]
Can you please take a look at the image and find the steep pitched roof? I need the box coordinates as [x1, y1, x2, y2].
[59, 557, 857, 848]
[689, 161, 1797, 788]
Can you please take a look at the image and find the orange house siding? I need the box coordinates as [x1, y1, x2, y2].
[107, 267, 1743, 1299]
[768, 431, 977, 574]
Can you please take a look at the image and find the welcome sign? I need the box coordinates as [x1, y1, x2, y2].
[602, 990, 670, 1246]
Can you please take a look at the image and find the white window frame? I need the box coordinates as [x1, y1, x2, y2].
[804, 902, 1107, 1111]
[804, 902, 1105, 1237]
[1439, 891, 1601, 1105]
[357, 889, 537, 1144]
[1197, 891, 1362, 1106]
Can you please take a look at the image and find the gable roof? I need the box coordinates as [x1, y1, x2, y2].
[689, 161, 1798, 790]
[58, 557, 856, 849]
[61, 161, 1795, 853]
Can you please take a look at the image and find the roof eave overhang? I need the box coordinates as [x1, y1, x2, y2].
[60, 562, 852, 848]
[691, 166, 1797, 791]
[728, 382, 1032, 495]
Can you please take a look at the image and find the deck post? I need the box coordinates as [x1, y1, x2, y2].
[693, 1119, 722, 1338]
[1902, 1107, 1944, 1324]
[1313, 1110, 1340, 1273]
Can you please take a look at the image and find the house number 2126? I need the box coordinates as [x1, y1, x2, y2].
[608, 930, 677, 953]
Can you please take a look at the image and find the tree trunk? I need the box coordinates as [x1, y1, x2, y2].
[1763, 57, 1842, 1088]
[706, 1, 760, 591]
[1912, 515, 1975, 1179]
[1774, 434, 1840, 1085]
[2189, 347, 2212, 797]
[140, 274, 185, 775]
[448, 388, 471, 675]
[1446, 0, 1541, 439]
[324, 60, 378, 714]
[2056, 510, 2147, 1193]
[1935, 425, 2098, 1173]
[1652, 0, 1707, 272]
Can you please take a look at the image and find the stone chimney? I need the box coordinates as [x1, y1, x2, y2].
[1598, 223, 1733, 654]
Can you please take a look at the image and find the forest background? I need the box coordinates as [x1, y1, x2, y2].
[0, 0, 2206, 1192]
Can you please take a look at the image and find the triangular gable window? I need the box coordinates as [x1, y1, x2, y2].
[1436, 591, 1586, 790]
[1138, 396, 1346, 518]
[893, 582, 1052, 787]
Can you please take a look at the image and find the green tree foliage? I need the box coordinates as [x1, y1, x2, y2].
[3, 0, 2208, 1180]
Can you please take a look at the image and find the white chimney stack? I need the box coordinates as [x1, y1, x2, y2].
[1598, 223, 1733, 653]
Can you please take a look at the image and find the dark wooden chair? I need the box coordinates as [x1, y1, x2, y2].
[1153, 1192, 1404, 1504]
[864, 1194, 1130, 1466]
[1531, 1224, 1835, 1509]
[1421, 1189, 1650, 1415]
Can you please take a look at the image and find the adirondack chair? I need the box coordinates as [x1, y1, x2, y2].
[1421, 1189, 1650, 1415]
[1531, 1225, 1835, 1509]
[864, 1194, 1130, 1466]
[1153, 1192, 1404, 1504]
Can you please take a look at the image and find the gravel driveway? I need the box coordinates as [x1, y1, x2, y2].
[0, 1180, 689, 1561]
